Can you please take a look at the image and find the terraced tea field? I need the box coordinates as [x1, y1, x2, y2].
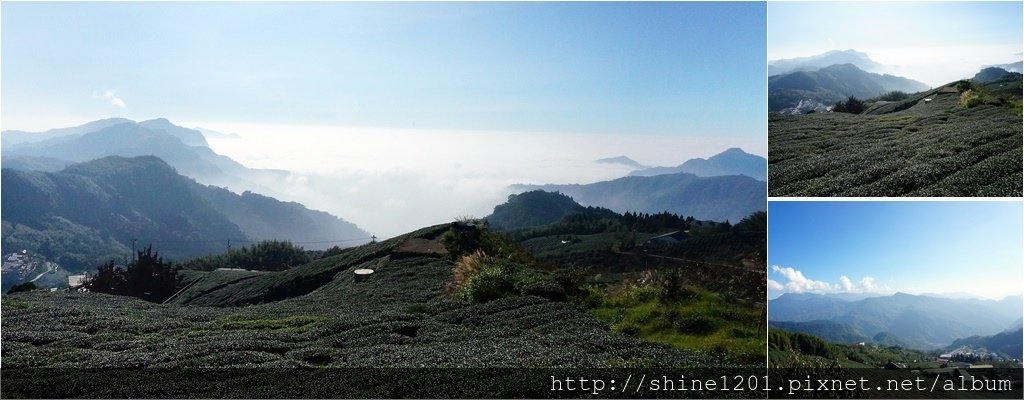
[3, 226, 717, 374]
[769, 82, 1022, 197]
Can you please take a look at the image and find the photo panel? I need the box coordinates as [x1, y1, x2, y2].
[767, 1, 1023, 197]
[1, 2, 770, 398]
[767, 200, 1023, 397]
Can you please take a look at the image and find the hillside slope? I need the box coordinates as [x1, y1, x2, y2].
[2, 224, 710, 397]
[768, 320, 869, 344]
[769, 75, 1022, 197]
[2, 156, 368, 273]
[946, 327, 1024, 359]
[768, 63, 929, 112]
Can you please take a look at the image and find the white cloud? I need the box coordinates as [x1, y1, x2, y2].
[94, 89, 126, 109]
[770, 265, 891, 295]
[771, 265, 835, 293]
[839, 275, 854, 291]
[858, 277, 878, 292]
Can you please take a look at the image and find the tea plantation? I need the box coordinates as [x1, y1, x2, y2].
[3, 224, 736, 397]
[769, 79, 1023, 197]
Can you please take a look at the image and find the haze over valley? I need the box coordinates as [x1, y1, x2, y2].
[3, 118, 764, 240]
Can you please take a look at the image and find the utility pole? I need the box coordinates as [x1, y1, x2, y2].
[227, 239, 232, 253]
[370, 235, 377, 244]
[131, 238, 137, 264]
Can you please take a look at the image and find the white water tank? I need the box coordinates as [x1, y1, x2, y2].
[353, 269, 375, 282]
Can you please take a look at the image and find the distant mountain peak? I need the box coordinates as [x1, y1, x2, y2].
[983, 61, 1023, 74]
[595, 155, 647, 169]
[138, 118, 209, 147]
[629, 148, 766, 181]
[972, 66, 1017, 84]
[769, 49, 884, 76]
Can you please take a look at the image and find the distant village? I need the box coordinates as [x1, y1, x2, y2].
[2, 250, 84, 291]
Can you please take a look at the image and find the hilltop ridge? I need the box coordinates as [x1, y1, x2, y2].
[2, 155, 368, 278]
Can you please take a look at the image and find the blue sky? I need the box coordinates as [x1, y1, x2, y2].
[1, 2, 768, 237]
[769, 1, 1023, 87]
[768, 201, 1024, 300]
[2, 2, 766, 140]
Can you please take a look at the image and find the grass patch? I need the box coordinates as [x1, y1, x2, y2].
[585, 279, 763, 364]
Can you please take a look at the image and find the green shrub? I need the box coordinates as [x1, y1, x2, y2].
[575, 286, 605, 308]
[460, 265, 517, 303]
[181, 240, 312, 271]
[960, 90, 985, 108]
[654, 267, 687, 303]
[84, 246, 182, 303]
[441, 225, 482, 258]
[450, 253, 558, 304]
[1010, 99, 1023, 115]
[956, 80, 973, 93]
[833, 96, 866, 114]
[7, 281, 39, 294]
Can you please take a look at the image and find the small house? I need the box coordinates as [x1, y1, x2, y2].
[642, 231, 685, 247]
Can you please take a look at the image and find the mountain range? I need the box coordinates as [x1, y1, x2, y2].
[768, 292, 1023, 350]
[2, 156, 368, 274]
[507, 148, 766, 223]
[512, 171, 765, 224]
[768, 49, 885, 76]
[769, 63, 930, 112]
[1, 118, 288, 197]
[628, 148, 766, 181]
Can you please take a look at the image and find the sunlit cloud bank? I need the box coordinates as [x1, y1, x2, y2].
[194, 122, 762, 238]
[767, 265, 892, 298]
[868, 44, 1023, 88]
